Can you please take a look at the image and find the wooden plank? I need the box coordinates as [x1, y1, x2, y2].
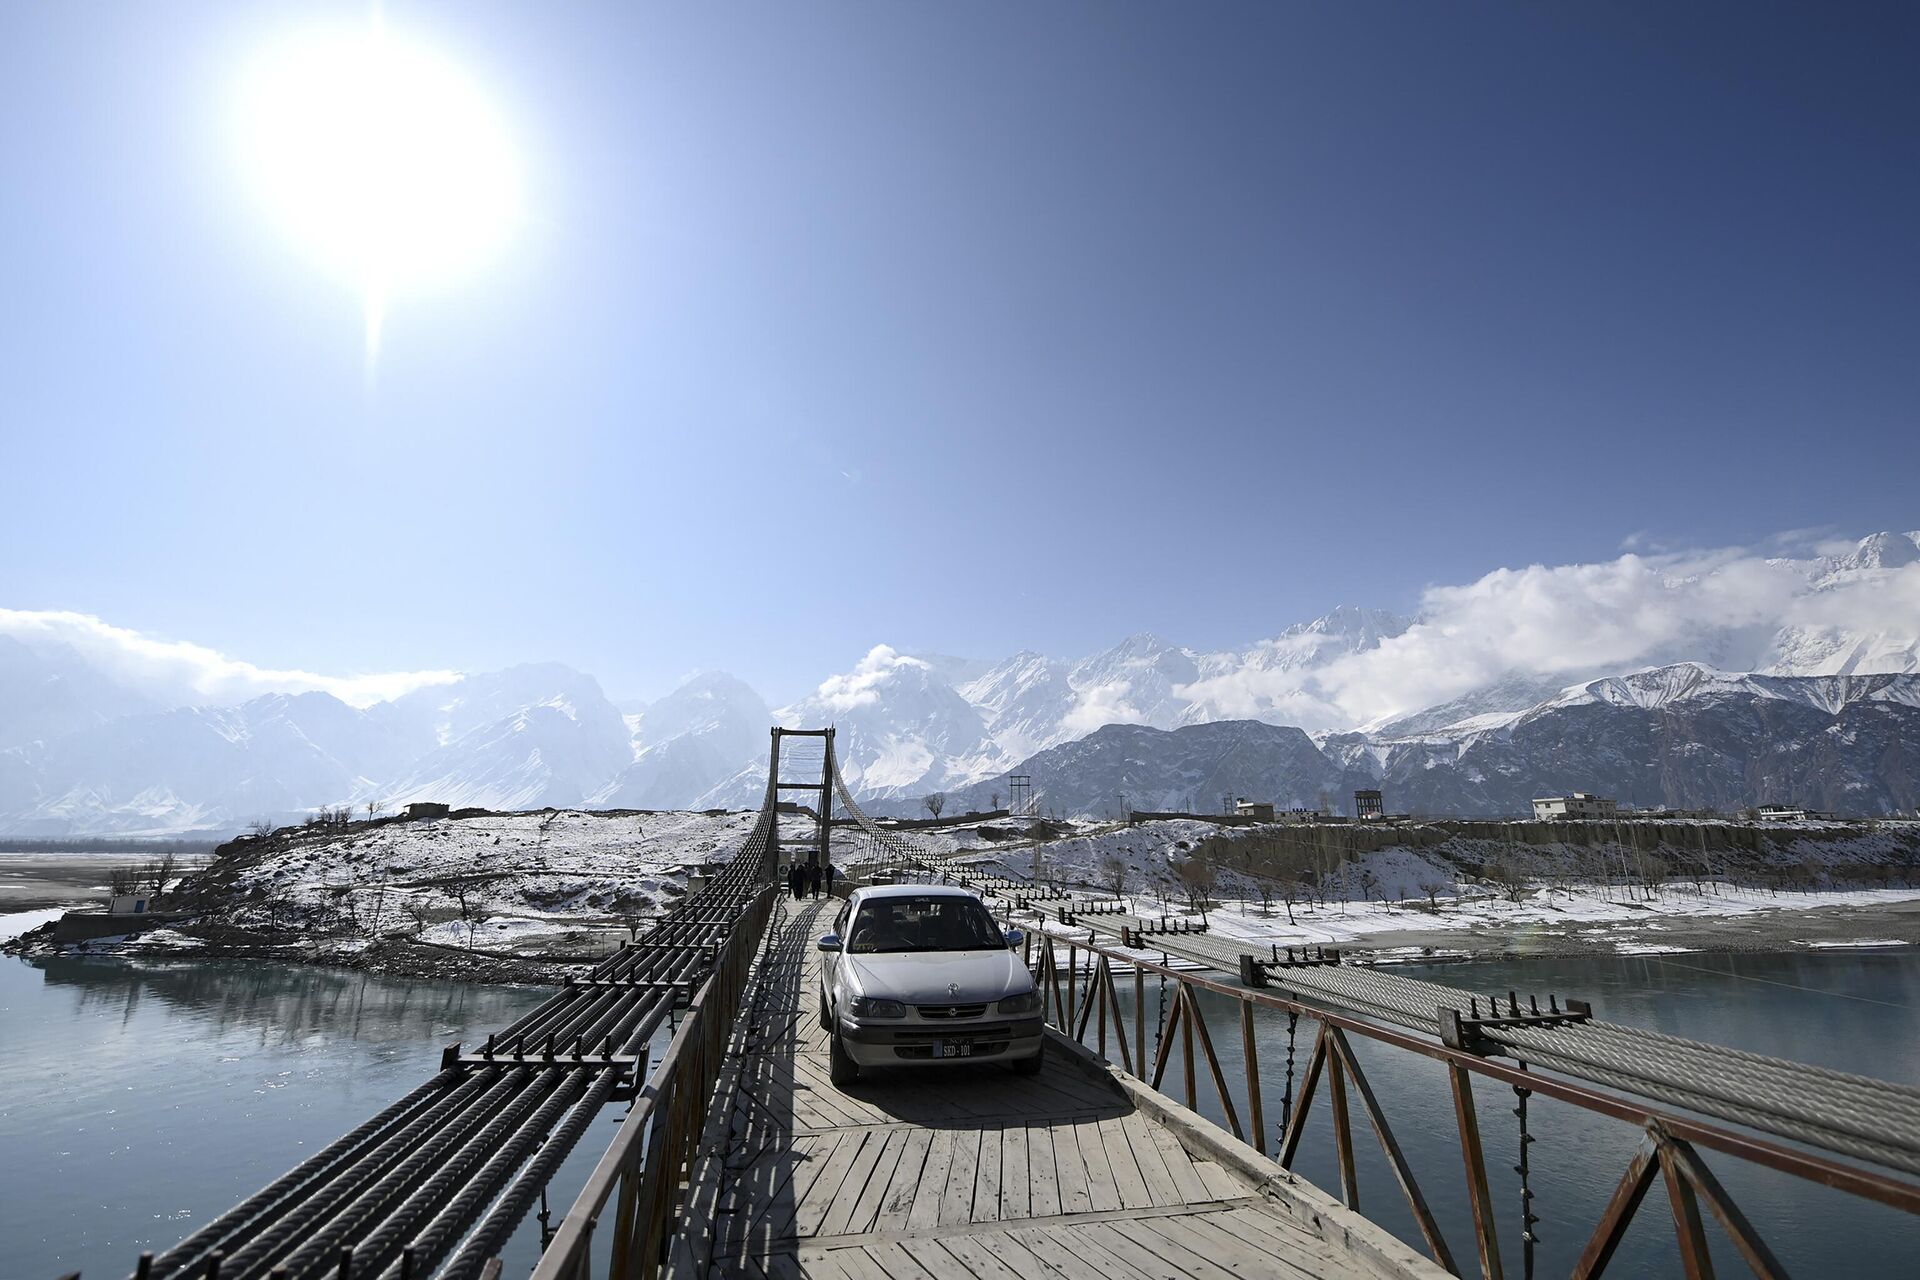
[961, 1230, 1065, 1277]
[1210, 1207, 1342, 1274]
[906, 1127, 956, 1231]
[788, 1249, 853, 1279]
[1145, 1123, 1215, 1204]
[1104, 1216, 1239, 1279]
[1134, 1211, 1326, 1280]
[1192, 1159, 1249, 1203]
[812, 1246, 894, 1280]
[875, 1129, 935, 1232]
[999, 1123, 1031, 1221]
[941, 1125, 984, 1227]
[866, 1240, 940, 1279]
[793, 1129, 874, 1239]
[1097, 1114, 1155, 1210]
[1013, 1223, 1157, 1280]
[1027, 1123, 1062, 1218]
[830, 1129, 908, 1238]
[974, 1124, 1004, 1223]
[761, 1250, 807, 1280]
[745, 1135, 822, 1232]
[1050, 1120, 1096, 1216]
[769, 1132, 853, 1239]
[1119, 1111, 1184, 1206]
[1075, 1116, 1125, 1212]
[912, 1233, 1027, 1279]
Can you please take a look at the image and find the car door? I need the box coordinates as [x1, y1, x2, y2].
[825, 898, 852, 1007]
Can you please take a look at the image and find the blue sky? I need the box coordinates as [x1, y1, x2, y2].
[3, 2, 1916, 704]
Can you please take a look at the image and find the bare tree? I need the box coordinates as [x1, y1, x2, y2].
[248, 818, 275, 839]
[990, 791, 1001, 812]
[364, 883, 391, 939]
[614, 890, 651, 941]
[145, 852, 179, 900]
[1100, 855, 1130, 900]
[1176, 855, 1216, 925]
[403, 895, 433, 936]
[108, 865, 141, 896]
[366, 800, 382, 821]
[445, 881, 488, 950]
[1417, 878, 1447, 912]
[923, 793, 946, 820]
[1486, 856, 1529, 904]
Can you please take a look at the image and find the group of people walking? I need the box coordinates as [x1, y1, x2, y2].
[787, 859, 834, 899]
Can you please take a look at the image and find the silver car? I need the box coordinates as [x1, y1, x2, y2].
[817, 884, 1044, 1085]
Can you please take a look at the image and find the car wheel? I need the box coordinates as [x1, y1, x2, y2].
[1010, 1037, 1045, 1077]
[829, 1027, 860, 1087]
[818, 986, 832, 1031]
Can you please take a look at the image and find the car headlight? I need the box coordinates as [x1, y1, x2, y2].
[997, 989, 1041, 1015]
[849, 996, 906, 1019]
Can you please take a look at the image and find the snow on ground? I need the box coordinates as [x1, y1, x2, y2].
[1803, 937, 1908, 949]
[1088, 882, 1920, 955]
[214, 809, 760, 944]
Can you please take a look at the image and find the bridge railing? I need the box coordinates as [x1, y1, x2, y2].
[1016, 924, 1920, 1280]
[529, 884, 775, 1280]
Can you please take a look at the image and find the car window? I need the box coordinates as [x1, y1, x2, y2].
[834, 903, 849, 934]
[845, 896, 1003, 954]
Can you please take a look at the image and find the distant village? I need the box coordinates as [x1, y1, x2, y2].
[1127, 788, 1862, 829]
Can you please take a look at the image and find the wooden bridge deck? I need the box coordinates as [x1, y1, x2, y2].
[677, 900, 1439, 1280]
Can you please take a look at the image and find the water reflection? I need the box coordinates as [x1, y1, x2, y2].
[0, 954, 559, 1280]
[30, 953, 546, 1048]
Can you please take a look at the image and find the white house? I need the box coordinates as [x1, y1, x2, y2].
[1532, 793, 1619, 820]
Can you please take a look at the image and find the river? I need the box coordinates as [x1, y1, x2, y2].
[3, 926, 1917, 1278]
[0, 944, 605, 1280]
[1134, 947, 1920, 1279]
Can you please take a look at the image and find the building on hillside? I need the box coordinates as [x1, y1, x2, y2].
[1531, 793, 1619, 820]
[406, 801, 452, 820]
[1233, 799, 1276, 822]
[107, 894, 154, 915]
[1756, 804, 1839, 822]
[1354, 789, 1384, 822]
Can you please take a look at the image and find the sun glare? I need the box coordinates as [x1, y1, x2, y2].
[239, 23, 521, 364]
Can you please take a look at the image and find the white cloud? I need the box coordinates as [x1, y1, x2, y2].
[0, 609, 461, 709]
[1060, 681, 1147, 737]
[1174, 530, 1920, 732]
[810, 644, 928, 713]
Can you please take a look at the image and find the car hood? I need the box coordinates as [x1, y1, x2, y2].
[844, 950, 1030, 1003]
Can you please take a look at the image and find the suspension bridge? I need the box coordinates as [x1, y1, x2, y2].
[95, 728, 1920, 1280]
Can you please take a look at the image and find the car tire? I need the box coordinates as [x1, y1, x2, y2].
[818, 986, 832, 1031]
[1010, 1037, 1045, 1077]
[829, 1027, 860, 1087]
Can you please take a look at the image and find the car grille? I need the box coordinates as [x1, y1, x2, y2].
[916, 1003, 987, 1019]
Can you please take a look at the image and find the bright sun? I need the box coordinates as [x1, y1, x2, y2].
[239, 22, 521, 361]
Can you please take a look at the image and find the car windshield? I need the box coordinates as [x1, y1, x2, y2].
[845, 896, 1004, 954]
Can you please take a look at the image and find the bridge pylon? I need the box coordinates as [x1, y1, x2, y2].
[767, 726, 836, 877]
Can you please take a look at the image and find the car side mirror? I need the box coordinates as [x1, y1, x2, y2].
[1003, 928, 1024, 950]
[817, 934, 842, 952]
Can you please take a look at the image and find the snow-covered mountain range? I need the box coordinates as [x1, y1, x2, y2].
[4, 531, 1917, 833]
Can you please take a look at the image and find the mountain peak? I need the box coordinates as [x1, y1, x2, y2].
[1840, 531, 1920, 571]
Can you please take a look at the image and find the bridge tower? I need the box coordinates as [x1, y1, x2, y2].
[767, 726, 836, 877]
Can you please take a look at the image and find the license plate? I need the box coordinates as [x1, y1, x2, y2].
[934, 1040, 973, 1059]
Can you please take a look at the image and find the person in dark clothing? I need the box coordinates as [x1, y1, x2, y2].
[788, 863, 804, 899]
[808, 862, 824, 898]
[824, 863, 837, 895]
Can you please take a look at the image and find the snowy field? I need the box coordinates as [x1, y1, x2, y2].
[24, 809, 1910, 964]
[210, 809, 762, 949]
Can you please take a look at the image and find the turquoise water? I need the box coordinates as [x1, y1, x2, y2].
[4, 935, 1917, 1279]
[0, 949, 615, 1280]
